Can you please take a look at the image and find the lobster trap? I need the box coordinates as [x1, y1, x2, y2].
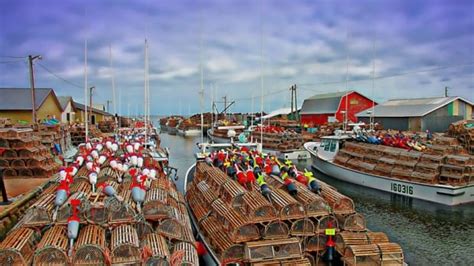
[22, 193, 56, 227]
[171, 242, 199, 266]
[211, 198, 260, 243]
[141, 233, 170, 266]
[336, 213, 367, 232]
[241, 190, 276, 223]
[261, 220, 289, 240]
[73, 225, 108, 265]
[111, 224, 141, 265]
[143, 188, 170, 221]
[290, 218, 315, 236]
[33, 226, 69, 266]
[200, 216, 245, 262]
[0, 228, 39, 265]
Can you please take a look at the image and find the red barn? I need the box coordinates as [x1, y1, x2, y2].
[300, 91, 376, 126]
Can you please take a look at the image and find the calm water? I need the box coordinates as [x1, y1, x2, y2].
[158, 132, 474, 266]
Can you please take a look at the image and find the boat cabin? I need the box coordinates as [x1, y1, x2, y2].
[317, 135, 351, 161]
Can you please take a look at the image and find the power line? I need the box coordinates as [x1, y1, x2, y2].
[0, 56, 25, 59]
[36, 62, 82, 88]
[298, 62, 474, 89]
[0, 59, 25, 64]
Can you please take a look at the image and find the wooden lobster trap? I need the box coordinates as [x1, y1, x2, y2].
[315, 215, 339, 234]
[150, 176, 174, 191]
[56, 191, 88, 224]
[336, 232, 371, 254]
[445, 154, 474, 166]
[241, 190, 276, 223]
[33, 226, 69, 266]
[109, 182, 137, 224]
[204, 166, 229, 191]
[304, 233, 327, 253]
[272, 189, 305, 220]
[143, 188, 170, 221]
[211, 199, 260, 243]
[82, 189, 110, 225]
[290, 218, 315, 236]
[220, 179, 246, 209]
[336, 213, 367, 232]
[141, 233, 170, 266]
[111, 224, 141, 265]
[0, 228, 39, 265]
[319, 186, 355, 215]
[377, 242, 404, 265]
[341, 244, 380, 266]
[293, 182, 330, 217]
[200, 216, 245, 262]
[195, 161, 213, 182]
[261, 220, 289, 240]
[73, 225, 108, 265]
[156, 207, 185, 240]
[391, 167, 414, 180]
[186, 188, 212, 223]
[171, 242, 199, 266]
[374, 157, 395, 175]
[196, 180, 219, 205]
[22, 193, 56, 227]
[98, 166, 122, 183]
[440, 164, 471, 184]
[244, 238, 303, 263]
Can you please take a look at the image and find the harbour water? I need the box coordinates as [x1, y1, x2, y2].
[159, 132, 474, 266]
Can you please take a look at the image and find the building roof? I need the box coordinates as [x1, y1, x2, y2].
[261, 107, 300, 120]
[57, 96, 73, 111]
[300, 91, 352, 115]
[0, 88, 58, 110]
[73, 101, 113, 116]
[356, 96, 473, 118]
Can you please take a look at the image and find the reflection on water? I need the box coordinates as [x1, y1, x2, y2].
[159, 132, 474, 266]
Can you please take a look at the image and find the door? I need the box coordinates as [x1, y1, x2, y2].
[91, 115, 96, 125]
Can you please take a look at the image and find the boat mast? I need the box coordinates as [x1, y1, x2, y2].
[84, 38, 88, 141]
[199, 7, 204, 144]
[259, 0, 264, 148]
[109, 44, 117, 129]
[144, 39, 149, 143]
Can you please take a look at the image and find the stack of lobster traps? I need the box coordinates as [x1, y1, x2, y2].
[448, 119, 474, 154]
[187, 159, 404, 265]
[0, 128, 60, 179]
[0, 138, 197, 265]
[334, 140, 474, 186]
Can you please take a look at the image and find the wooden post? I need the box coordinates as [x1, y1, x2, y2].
[0, 167, 10, 204]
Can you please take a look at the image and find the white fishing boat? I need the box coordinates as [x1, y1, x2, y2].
[304, 135, 474, 206]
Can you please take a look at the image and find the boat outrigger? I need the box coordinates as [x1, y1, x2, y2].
[304, 134, 474, 206]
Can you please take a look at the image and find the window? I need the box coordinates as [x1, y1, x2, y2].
[330, 140, 337, 152]
[66, 113, 70, 122]
[324, 140, 330, 151]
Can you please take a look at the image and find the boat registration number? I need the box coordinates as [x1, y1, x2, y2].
[390, 182, 413, 195]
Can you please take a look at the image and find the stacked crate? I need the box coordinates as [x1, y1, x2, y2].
[0, 128, 60, 178]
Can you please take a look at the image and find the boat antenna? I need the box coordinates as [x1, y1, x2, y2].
[109, 44, 117, 130]
[370, 35, 376, 131]
[344, 32, 350, 132]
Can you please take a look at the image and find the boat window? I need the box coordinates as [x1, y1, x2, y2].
[324, 140, 330, 151]
[330, 140, 337, 152]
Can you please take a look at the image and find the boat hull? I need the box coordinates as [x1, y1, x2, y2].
[304, 142, 474, 206]
[179, 129, 201, 137]
[168, 127, 178, 135]
[207, 129, 231, 143]
[262, 148, 310, 161]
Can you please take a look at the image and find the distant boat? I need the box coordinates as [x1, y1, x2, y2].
[304, 135, 474, 206]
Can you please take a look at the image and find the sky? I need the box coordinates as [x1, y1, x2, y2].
[0, 0, 473, 116]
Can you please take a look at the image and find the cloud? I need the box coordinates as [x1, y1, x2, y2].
[0, 0, 473, 115]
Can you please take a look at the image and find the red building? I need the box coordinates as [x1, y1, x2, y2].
[300, 91, 376, 126]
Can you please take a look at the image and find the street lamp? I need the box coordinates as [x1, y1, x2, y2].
[29, 55, 42, 124]
[89, 86, 95, 126]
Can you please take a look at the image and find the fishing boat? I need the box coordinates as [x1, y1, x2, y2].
[207, 125, 245, 143]
[184, 142, 405, 265]
[177, 119, 202, 137]
[249, 125, 311, 161]
[166, 117, 181, 135]
[304, 134, 474, 206]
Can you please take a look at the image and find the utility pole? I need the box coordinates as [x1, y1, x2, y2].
[89, 86, 95, 126]
[106, 100, 112, 113]
[289, 84, 298, 122]
[445, 86, 449, 97]
[28, 55, 42, 124]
